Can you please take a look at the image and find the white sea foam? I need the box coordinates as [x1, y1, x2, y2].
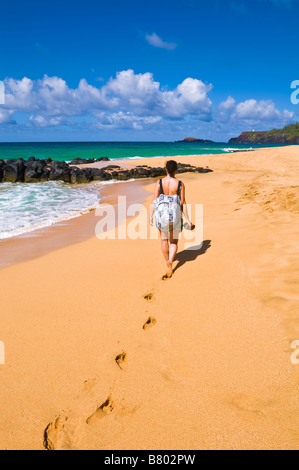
[0, 181, 101, 240]
[223, 148, 254, 152]
[96, 178, 136, 186]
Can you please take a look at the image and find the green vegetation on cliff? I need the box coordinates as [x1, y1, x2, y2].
[229, 123, 299, 144]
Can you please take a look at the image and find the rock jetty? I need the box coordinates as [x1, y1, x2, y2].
[0, 158, 213, 184]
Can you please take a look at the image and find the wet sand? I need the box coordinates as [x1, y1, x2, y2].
[0, 179, 155, 270]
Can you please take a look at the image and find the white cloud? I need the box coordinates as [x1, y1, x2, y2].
[0, 71, 213, 131]
[145, 33, 177, 50]
[4, 77, 35, 112]
[0, 71, 295, 137]
[28, 115, 70, 127]
[102, 70, 213, 120]
[236, 99, 279, 120]
[3, 75, 114, 120]
[217, 97, 295, 127]
[95, 112, 162, 130]
[0, 109, 14, 125]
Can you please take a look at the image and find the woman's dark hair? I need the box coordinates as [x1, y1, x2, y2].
[166, 160, 178, 175]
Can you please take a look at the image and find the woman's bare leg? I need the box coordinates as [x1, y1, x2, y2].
[161, 231, 178, 278]
[160, 232, 170, 262]
[159, 231, 173, 277]
[169, 231, 179, 265]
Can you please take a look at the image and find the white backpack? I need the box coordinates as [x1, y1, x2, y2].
[154, 180, 183, 235]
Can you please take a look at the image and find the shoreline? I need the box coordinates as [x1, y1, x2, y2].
[0, 178, 156, 270]
[1, 145, 297, 269]
[0, 158, 211, 244]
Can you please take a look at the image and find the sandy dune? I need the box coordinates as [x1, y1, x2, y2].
[0, 146, 298, 450]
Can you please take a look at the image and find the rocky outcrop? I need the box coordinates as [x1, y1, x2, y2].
[0, 160, 4, 182]
[24, 160, 50, 183]
[229, 123, 299, 144]
[177, 137, 214, 143]
[0, 159, 213, 184]
[70, 157, 109, 165]
[3, 159, 25, 183]
[49, 161, 71, 183]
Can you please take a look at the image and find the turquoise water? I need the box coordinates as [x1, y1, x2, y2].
[0, 141, 286, 162]
[0, 181, 101, 239]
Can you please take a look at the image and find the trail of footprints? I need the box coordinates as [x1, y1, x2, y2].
[44, 258, 271, 449]
[44, 286, 159, 450]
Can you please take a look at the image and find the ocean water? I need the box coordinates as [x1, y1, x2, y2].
[0, 141, 286, 240]
[0, 141, 283, 162]
[0, 181, 101, 239]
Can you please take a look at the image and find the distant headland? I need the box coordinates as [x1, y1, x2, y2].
[229, 123, 299, 144]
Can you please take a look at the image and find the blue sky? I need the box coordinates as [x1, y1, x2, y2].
[0, 0, 298, 142]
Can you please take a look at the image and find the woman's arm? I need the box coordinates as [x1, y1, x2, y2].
[180, 182, 195, 229]
[149, 181, 160, 225]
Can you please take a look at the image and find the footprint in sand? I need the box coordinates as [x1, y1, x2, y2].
[86, 397, 114, 425]
[144, 292, 154, 302]
[143, 316, 157, 330]
[231, 394, 270, 417]
[115, 352, 128, 371]
[44, 416, 65, 450]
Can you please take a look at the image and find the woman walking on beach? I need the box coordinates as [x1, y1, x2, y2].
[150, 160, 194, 278]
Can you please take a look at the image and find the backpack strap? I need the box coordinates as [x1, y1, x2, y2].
[177, 181, 182, 196]
[159, 179, 164, 195]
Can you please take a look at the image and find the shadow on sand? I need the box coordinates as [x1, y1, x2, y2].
[173, 240, 212, 274]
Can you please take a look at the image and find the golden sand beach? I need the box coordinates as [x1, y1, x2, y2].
[0, 146, 298, 450]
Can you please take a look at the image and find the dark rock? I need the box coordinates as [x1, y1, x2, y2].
[134, 168, 151, 178]
[178, 163, 192, 168]
[70, 158, 96, 165]
[150, 167, 165, 178]
[24, 161, 50, 183]
[94, 170, 112, 181]
[115, 171, 132, 181]
[4, 159, 25, 182]
[51, 160, 68, 169]
[0, 157, 213, 184]
[49, 161, 71, 183]
[70, 168, 93, 184]
[102, 165, 121, 170]
[70, 167, 113, 183]
[96, 157, 109, 162]
[195, 167, 213, 173]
